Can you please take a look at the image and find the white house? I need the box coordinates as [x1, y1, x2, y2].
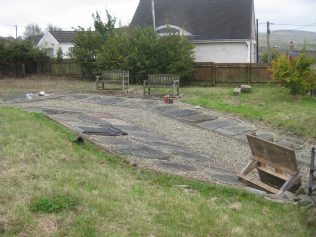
[36, 31, 76, 58]
[131, 0, 257, 63]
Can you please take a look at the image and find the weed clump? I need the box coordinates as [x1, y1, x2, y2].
[30, 194, 78, 213]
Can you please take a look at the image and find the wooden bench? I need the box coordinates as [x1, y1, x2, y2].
[143, 74, 180, 97]
[238, 134, 302, 197]
[96, 70, 129, 91]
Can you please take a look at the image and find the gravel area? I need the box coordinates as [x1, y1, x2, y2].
[17, 97, 251, 174]
[4, 93, 310, 187]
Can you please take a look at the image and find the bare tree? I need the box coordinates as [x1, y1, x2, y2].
[23, 23, 43, 39]
[47, 23, 62, 32]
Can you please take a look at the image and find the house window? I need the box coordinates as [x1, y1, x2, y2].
[46, 48, 54, 58]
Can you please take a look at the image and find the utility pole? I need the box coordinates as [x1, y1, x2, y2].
[256, 19, 259, 63]
[151, 0, 156, 31]
[15, 25, 17, 39]
[267, 21, 271, 63]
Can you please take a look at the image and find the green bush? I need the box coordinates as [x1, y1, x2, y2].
[271, 50, 316, 95]
[96, 27, 194, 83]
[71, 11, 194, 83]
[0, 39, 47, 76]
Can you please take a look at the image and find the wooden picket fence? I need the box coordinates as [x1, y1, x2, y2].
[50, 61, 82, 78]
[187, 63, 273, 86]
[47, 61, 273, 84]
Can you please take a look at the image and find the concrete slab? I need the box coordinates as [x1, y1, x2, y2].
[159, 161, 196, 171]
[197, 118, 239, 130]
[163, 109, 201, 118]
[276, 138, 304, 150]
[215, 125, 255, 136]
[205, 170, 240, 185]
[115, 99, 157, 109]
[84, 96, 126, 105]
[152, 105, 179, 113]
[59, 94, 88, 101]
[75, 126, 127, 136]
[178, 114, 218, 123]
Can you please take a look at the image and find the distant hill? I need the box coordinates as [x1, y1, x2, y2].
[259, 30, 316, 51]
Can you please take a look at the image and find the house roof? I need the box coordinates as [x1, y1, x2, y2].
[49, 31, 77, 43]
[131, 0, 255, 41]
[29, 34, 44, 45]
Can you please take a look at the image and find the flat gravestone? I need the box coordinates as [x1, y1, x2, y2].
[121, 145, 172, 160]
[209, 171, 239, 185]
[163, 109, 201, 118]
[197, 118, 239, 130]
[60, 95, 88, 101]
[179, 114, 218, 123]
[214, 125, 255, 136]
[152, 105, 179, 113]
[115, 99, 157, 109]
[75, 126, 127, 136]
[175, 151, 209, 162]
[41, 108, 82, 115]
[85, 96, 126, 105]
[159, 161, 196, 171]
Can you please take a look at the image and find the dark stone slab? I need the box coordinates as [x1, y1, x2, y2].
[59, 94, 88, 101]
[209, 171, 239, 185]
[197, 119, 239, 130]
[41, 108, 83, 115]
[174, 151, 210, 162]
[275, 138, 304, 150]
[121, 145, 172, 160]
[179, 114, 218, 123]
[115, 99, 157, 109]
[75, 126, 127, 136]
[85, 96, 126, 105]
[215, 125, 255, 136]
[163, 109, 201, 118]
[159, 161, 196, 171]
[152, 105, 179, 113]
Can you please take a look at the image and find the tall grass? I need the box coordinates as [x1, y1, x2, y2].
[0, 107, 314, 236]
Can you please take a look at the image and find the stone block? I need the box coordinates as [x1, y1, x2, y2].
[241, 84, 252, 93]
[233, 88, 241, 96]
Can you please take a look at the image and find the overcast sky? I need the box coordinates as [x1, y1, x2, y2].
[0, 0, 316, 38]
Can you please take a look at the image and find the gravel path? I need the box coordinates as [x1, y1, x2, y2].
[3, 92, 310, 187]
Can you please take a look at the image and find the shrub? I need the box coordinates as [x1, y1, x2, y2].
[71, 11, 194, 83]
[271, 50, 316, 95]
[96, 27, 194, 83]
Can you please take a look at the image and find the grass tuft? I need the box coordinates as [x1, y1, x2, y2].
[30, 194, 78, 213]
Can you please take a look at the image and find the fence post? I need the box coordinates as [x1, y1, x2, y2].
[212, 63, 216, 86]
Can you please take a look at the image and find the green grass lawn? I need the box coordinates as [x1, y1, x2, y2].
[177, 85, 316, 139]
[0, 107, 315, 236]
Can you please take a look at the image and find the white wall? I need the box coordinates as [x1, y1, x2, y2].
[37, 32, 73, 58]
[59, 43, 73, 58]
[194, 42, 251, 63]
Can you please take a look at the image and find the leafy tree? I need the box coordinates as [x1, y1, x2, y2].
[47, 24, 62, 32]
[70, 10, 116, 79]
[271, 49, 316, 95]
[96, 27, 194, 83]
[23, 23, 43, 39]
[92, 10, 116, 41]
[71, 11, 194, 82]
[0, 39, 47, 76]
[261, 49, 281, 63]
[69, 27, 103, 79]
[56, 47, 63, 62]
